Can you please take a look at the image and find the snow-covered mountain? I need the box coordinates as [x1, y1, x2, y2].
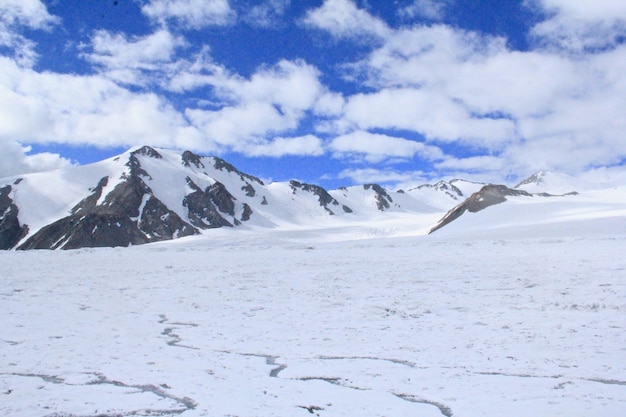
[0, 146, 467, 249]
[2, 148, 624, 249]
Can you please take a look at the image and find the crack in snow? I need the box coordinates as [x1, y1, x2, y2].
[393, 393, 454, 417]
[3, 372, 197, 416]
[158, 314, 199, 350]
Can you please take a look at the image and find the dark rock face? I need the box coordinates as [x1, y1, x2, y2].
[0, 185, 28, 249]
[181, 150, 205, 169]
[364, 184, 393, 211]
[290, 180, 346, 215]
[18, 214, 146, 250]
[417, 180, 463, 199]
[19, 158, 198, 250]
[207, 182, 236, 216]
[134, 145, 163, 159]
[212, 156, 264, 185]
[430, 184, 532, 234]
[183, 178, 234, 229]
[242, 183, 256, 197]
[241, 203, 253, 221]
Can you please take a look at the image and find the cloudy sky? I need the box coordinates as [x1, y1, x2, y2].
[1, 0, 625, 189]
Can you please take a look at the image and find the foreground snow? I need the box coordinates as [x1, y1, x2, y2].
[2, 219, 625, 416]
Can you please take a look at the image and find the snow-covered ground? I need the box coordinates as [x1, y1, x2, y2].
[2, 208, 625, 416]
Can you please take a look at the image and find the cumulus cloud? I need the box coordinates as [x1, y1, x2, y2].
[245, 135, 324, 157]
[0, 140, 73, 178]
[528, 0, 626, 52]
[242, 0, 291, 28]
[302, 0, 390, 41]
[0, 0, 59, 67]
[0, 56, 200, 150]
[0, 0, 58, 29]
[322, 3, 626, 180]
[141, 0, 235, 29]
[84, 29, 187, 85]
[399, 0, 450, 21]
[330, 131, 444, 163]
[337, 167, 428, 187]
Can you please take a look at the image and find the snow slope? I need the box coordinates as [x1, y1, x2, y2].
[1, 209, 625, 416]
[1, 146, 477, 249]
[432, 186, 626, 238]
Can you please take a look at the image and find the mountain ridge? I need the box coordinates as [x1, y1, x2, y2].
[1, 146, 622, 249]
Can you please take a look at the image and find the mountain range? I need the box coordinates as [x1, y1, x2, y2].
[1, 146, 624, 250]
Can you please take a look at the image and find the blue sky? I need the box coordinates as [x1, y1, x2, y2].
[1, 0, 625, 189]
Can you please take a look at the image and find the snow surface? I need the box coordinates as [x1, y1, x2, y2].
[2, 191, 625, 416]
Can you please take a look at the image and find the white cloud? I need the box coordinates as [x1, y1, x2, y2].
[337, 167, 427, 187]
[326, 13, 626, 179]
[85, 29, 187, 85]
[302, 0, 391, 41]
[0, 140, 73, 178]
[330, 130, 444, 163]
[341, 88, 517, 148]
[243, 0, 290, 28]
[0, 0, 58, 67]
[399, 0, 449, 21]
[435, 155, 504, 172]
[0, 0, 58, 29]
[186, 101, 295, 150]
[0, 56, 200, 150]
[174, 59, 337, 156]
[528, 0, 626, 52]
[142, 0, 235, 29]
[246, 135, 324, 157]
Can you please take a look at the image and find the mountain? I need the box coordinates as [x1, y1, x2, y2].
[3, 147, 623, 249]
[428, 182, 626, 236]
[0, 146, 467, 250]
[514, 170, 585, 194]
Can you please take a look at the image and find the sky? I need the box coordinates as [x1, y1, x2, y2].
[1, 0, 625, 190]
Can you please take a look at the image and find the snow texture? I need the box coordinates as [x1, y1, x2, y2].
[1, 204, 625, 416]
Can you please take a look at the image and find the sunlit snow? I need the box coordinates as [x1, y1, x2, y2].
[2, 193, 625, 417]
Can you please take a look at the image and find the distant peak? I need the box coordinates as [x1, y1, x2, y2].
[515, 170, 549, 188]
[181, 150, 205, 169]
[131, 146, 162, 159]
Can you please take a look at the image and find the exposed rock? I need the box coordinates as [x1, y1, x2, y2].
[133, 145, 162, 159]
[181, 150, 205, 169]
[18, 157, 198, 250]
[241, 203, 253, 221]
[183, 178, 233, 229]
[430, 184, 532, 234]
[18, 214, 146, 250]
[364, 184, 393, 211]
[515, 171, 547, 189]
[207, 181, 236, 216]
[71, 176, 109, 215]
[0, 185, 28, 250]
[212, 157, 264, 185]
[290, 180, 342, 213]
[242, 183, 256, 197]
[417, 180, 463, 199]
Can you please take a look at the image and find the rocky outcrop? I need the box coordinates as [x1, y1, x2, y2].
[417, 180, 463, 199]
[181, 150, 205, 169]
[18, 156, 198, 250]
[364, 184, 393, 211]
[429, 185, 532, 234]
[0, 184, 28, 249]
[290, 180, 349, 215]
[183, 178, 234, 229]
[212, 156, 264, 185]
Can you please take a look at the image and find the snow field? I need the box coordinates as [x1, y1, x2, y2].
[1, 226, 625, 416]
